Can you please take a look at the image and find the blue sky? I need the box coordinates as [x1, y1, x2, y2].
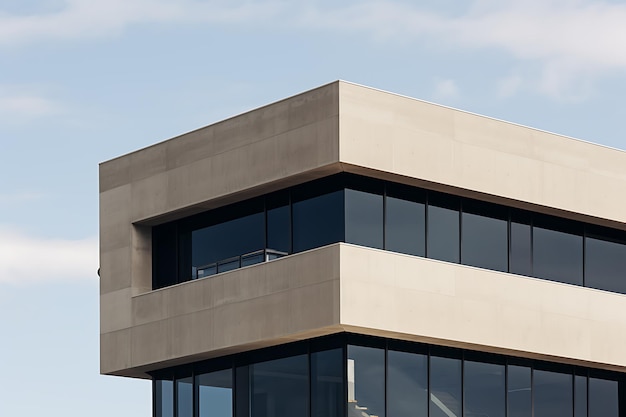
[1, 0, 626, 415]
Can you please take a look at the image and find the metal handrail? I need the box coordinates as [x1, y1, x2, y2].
[195, 248, 289, 280]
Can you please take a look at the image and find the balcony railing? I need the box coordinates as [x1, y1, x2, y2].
[194, 248, 289, 280]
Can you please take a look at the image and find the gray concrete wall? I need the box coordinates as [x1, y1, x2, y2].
[103, 245, 342, 378]
[100, 80, 626, 379]
[100, 82, 342, 377]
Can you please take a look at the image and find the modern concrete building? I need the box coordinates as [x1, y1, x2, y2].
[99, 81, 626, 417]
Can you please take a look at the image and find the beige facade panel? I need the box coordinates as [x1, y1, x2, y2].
[103, 242, 626, 378]
[339, 243, 626, 372]
[338, 82, 626, 228]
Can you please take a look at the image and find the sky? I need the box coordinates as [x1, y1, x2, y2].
[1, 0, 626, 415]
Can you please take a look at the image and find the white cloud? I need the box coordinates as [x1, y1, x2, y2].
[298, 0, 626, 99]
[0, 94, 60, 117]
[2, 0, 625, 99]
[0, 226, 98, 285]
[0, 0, 285, 45]
[496, 74, 523, 98]
[433, 78, 459, 100]
[0, 85, 66, 121]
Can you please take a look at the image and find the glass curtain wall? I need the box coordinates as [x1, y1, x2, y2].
[153, 335, 624, 417]
[196, 369, 233, 417]
[250, 355, 308, 417]
[152, 173, 626, 295]
[387, 348, 428, 417]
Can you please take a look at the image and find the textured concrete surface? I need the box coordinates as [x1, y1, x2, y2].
[339, 243, 626, 373]
[338, 82, 626, 229]
[100, 80, 626, 379]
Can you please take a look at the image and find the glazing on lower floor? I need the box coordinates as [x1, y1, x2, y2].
[152, 334, 624, 417]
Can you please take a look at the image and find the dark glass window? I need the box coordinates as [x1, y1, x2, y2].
[191, 204, 265, 278]
[292, 190, 344, 253]
[507, 365, 531, 417]
[430, 354, 462, 417]
[461, 201, 508, 272]
[311, 349, 343, 417]
[574, 375, 587, 417]
[152, 173, 626, 296]
[347, 345, 385, 417]
[153, 335, 626, 417]
[250, 354, 308, 417]
[155, 378, 174, 417]
[153, 223, 179, 289]
[387, 349, 427, 417]
[533, 369, 573, 417]
[177, 376, 193, 417]
[385, 185, 426, 257]
[589, 377, 619, 417]
[345, 188, 383, 249]
[197, 369, 233, 417]
[585, 234, 626, 294]
[266, 192, 290, 255]
[427, 194, 460, 263]
[533, 218, 583, 286]
[235, 366, 249, 417]
[463, 360, 505, 417]
[510, 213, 532, 277]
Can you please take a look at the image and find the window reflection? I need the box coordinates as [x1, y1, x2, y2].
[345, 188, 383, 250]
[155, 379, 174, 417]
[388, 349, 427, 417]
[585, 236, 626, 293]
[153, 336, 626, 417]
[177, 376, 193, 417]
[293, 190, 344, 253]
[461, 202, 508, 272]
[574, 375, 587, 417]
[533, 369, 572, 417]
[153, 173, 626, 297]
[589, 377, 619, 417]
[385, 185, 426, 257]
[507, 365, 531, 417]
[348, 345, 385, 417]
[533, 220, 583, 286]
[251, 355, 308, 417]
[510, 217, 532, 277]
[197, 369, 233, 417]
[192, 211, 265, 279]
[430, 355, 462, 417]
[312, 349, 343, 417]
[464, 360, 505, 417]
[266, 193, 291, 255]
[427, 195, 460, 263]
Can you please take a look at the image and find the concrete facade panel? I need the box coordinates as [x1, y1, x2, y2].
[99, 155, 131, 193]
[164, 124, 216, 171]
[99, 184, 132, 253]
[131, 115, 339, 224]
[100, 328, 132, 375]
[129, 143, 167, 183]
[105, 246, 341, 376]
[338, 82, 626, 226]
[100, 246, 131, 294]
[100, 288, 133, 333]
[339, 244, 626, 372]
[100, 81, 626, 384]
[131, 225, 152, 293]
